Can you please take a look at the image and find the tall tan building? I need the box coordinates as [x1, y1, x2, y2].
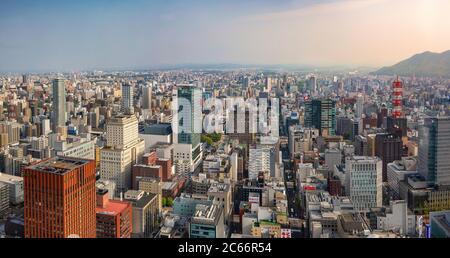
[100, 115, 145, 197]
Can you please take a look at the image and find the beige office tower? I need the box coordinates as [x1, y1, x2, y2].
[100, 115, 145, 198]
[52, 78, 66, 132]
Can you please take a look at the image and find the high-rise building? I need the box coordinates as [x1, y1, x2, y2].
[309, 76, 317, 94]
[355, 94, 364, 118]
[304, 99, 336, 136]
[52, 78, 66, 131]
[24, 156, 97, 238]
[345, 156, 382, 212]
[142, 84, 152, 110]
[387, 116, 408, 138]
[376, 133, 403, 182]
[121, 83, 134, 114]
[100, 115, 145, 197]
[418, 116, 450, 186]
[172, 85, 203, 176]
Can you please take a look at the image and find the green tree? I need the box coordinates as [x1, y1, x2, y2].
[210, 133, 222, 142]
[201, 135, 213, 145]
[166, 197, 174, 207]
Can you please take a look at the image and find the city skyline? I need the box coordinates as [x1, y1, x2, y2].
[1, 0, 450, 72]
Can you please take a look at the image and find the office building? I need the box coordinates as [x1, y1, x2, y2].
[136, 177, 163, 211]
[142, 84, 152, 110]
[172, 85, 203, 175]
[124, 190, 159, 238]
[429, 210, 450, 238]
[387, 157, 417, 199]
[418, 116, 450, 186]
[248, 145, 276, 180]
[23, 157, 97, 238]
[345, 156, 382, 212]
[100, 115, 145, 197]
[122, 83, 134, 114]
[52, 78, 66, 131]
[376, 133, 403, 182]
[304, 99, 336, 136]
[139, 123, 172, 151]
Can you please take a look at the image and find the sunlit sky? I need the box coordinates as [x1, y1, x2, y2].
[1, 0, 450, 72]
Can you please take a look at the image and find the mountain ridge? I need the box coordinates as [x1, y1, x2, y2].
[374, 50, 450, 77]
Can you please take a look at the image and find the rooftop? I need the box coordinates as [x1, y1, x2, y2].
[96, 199, 130, 216]
[26, 156, 91, 175]
[140, 123, 172, 135]
[191, 203, 222, 225]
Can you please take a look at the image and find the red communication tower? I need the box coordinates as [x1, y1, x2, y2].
[392, 76, 403, 118]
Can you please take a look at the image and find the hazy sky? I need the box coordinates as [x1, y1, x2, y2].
[1, 0, 450, 72]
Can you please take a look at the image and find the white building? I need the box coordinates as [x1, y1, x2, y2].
[100, 115, 145, 197]
[248, 145, 276, 180]
[377, 200, 416, 236]
[345, 156, 382, 212]
[52, 135, 95, 160]
[387, 157, 417, 199]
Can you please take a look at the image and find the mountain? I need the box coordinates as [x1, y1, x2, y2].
[374, 50, 450, 77]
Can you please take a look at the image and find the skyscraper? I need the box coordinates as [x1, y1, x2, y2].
[100, 115, 145, 197]
[122, 83, 134, 114]
[24, 156, 97, 238]
[172, 85, 203, 175]
[375, 133, 403, 182]
[355, 94, 364, 118]
[309, 75, 317, 94]
[142, 84, 152, 110]
[304, 99, 336, 136]
[52, 78, 66, 131]
[418, 116, 450, 186]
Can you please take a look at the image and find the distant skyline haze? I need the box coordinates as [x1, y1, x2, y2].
[1, 0, 450, 72]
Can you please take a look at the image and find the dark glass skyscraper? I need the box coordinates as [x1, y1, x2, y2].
[304, 99, 336, 136]
[175, 86, 202, 147]
[418, 116, 450, 186]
